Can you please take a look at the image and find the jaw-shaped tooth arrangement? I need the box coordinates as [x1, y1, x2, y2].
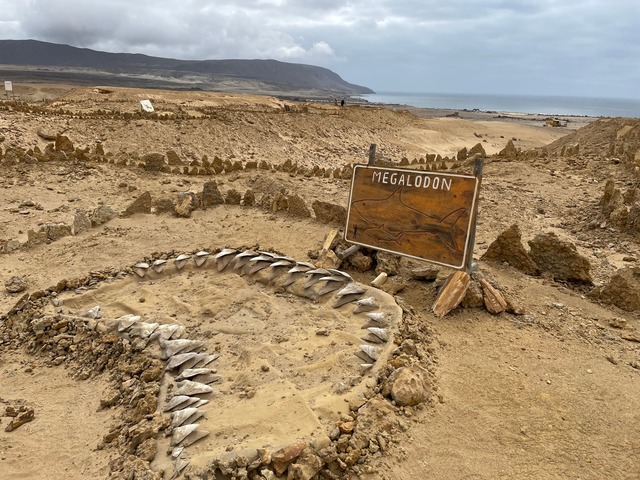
[69, 247, 401, 478]
[161, 339, 205, 359]
[354, 297, 380, 313]
[194, 251, 210, 267]
[213, 248, 237, 271]
[171, 407, 205, 427]
[152, 259, 168, 273]
[362, 327, 388, 344]
[133, 262, 150, 278]
[175, 254, 192, 270]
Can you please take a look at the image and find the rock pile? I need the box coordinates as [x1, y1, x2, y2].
[599, 179, 640, 234]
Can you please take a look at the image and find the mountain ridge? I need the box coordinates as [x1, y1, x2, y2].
[0, 39, 373, 96]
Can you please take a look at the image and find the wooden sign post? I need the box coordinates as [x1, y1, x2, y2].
[345, 151, 484, 316]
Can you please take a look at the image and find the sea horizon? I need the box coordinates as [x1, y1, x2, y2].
[355, 91, 640, 119]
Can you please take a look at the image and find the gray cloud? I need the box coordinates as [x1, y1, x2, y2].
[0, 0, 639, 97]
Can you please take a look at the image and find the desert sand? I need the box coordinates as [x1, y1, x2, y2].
[0, 82, 639, 480]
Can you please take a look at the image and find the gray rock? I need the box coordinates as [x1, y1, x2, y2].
[201, 181, 224, 208]
[73, 210, 92, 235]
[5, 276, 27, 293]
[90, 205, 118, 226]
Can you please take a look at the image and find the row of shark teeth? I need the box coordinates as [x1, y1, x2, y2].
[85, 306, 214, 477]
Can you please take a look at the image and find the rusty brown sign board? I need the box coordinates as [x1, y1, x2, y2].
[345, 165, 481, 269]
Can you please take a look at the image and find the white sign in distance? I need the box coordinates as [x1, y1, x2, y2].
[140, 99, 154, 112]
[4, 81, 13, 92]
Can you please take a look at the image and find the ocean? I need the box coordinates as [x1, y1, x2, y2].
[356, 92, 640, 118]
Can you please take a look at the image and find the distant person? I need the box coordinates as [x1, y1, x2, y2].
[334, 98, 338, 106]
[341, 99, 345, 107]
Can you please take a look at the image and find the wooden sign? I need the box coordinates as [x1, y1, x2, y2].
[140, 99, 154, 112]
[4, 81, 12, 92]
[345, 165, 481, 269]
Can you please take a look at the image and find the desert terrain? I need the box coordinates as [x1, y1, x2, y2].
[0, 82, 639, 480]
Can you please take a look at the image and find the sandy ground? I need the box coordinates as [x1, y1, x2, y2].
[0, 83, 639, 480]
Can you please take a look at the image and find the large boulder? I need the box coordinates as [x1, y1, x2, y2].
[91, 204, 118, 226]
[588, 267, 640, 311]
[287, 194, 312, 218]
[528, 232, 592, 283]
[481, 224, 539, 275]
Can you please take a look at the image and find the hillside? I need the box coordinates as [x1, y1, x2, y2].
[0, 39, 373, 96]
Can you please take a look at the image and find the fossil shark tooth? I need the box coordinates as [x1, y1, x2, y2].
[171, 446, 184, 459]
[116, 314, 141, 332]
[317, 276, 348, 296]
[359, 363, 374, 375]
[180, 428, 210, 448]
[133, 262, 150, 278]
[336, 283, 366, 298]
[214, 248, 237, 271]
[245, 255, 274, 274]
[171, 407, 205, 427]
[152, 259, 168, 273]
[233, 250, 258, 271]
[175, 380, 213, 396]
[193, 399, 209, 408]
[155, 323, 181, 340]
[356, 344, 380, 363]
[267, 260, 296, 280]
[175, 368, 214, 381]
[258, 251, 277, 258]
[364, 327, 388, 344]
[304, 268, 332, 288]
[130, 321, 159, 338]
[171, 424, 199, 446]
[354, 297, 380, 313]
[272, 255, 295, 263]
[161, 339, 205, 359]
[175, 254, 191, 270]
[194, 251, 210, 267]
[163, 395, 199, 412]
[81, 306, 101, 319]
[170, 325, 187, 339]
[366, 312, 388, 326]
[171, 456, 190, 480]
[328, 269, 353, 282]
[166, 352, 198, 370]
[191, 353, 220, 369]
[332, 293, 364, 308]
[290, 262, 315, 273]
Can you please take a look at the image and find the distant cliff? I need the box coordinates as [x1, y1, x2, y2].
[0, 39, 373, 95]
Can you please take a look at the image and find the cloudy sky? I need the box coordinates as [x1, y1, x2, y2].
[1, 0, 639, 99]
